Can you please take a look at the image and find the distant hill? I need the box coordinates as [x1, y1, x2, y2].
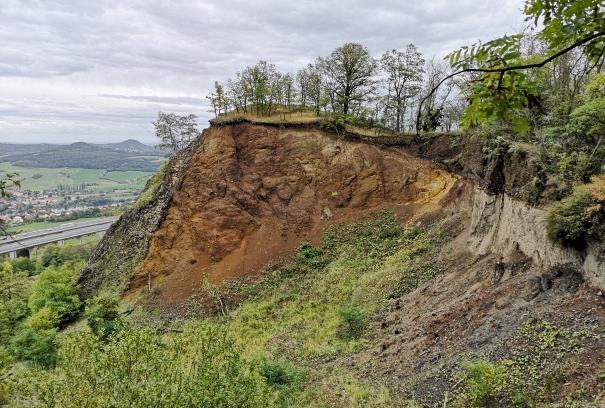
[0, 143, 59, 158]
[100, 139, 161, 154]
[0, 140, 166, 172]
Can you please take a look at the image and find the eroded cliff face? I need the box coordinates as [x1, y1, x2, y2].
[132, 124, 459, 305]
[450, 187, 604, 289]
[79, 122, 603, 307]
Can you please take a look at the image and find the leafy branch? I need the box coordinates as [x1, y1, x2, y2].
[416, 30, 605, 133]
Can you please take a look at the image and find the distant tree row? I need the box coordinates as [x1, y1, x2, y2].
[206, 43, 462, 133]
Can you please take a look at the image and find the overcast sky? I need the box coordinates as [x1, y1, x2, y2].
[0, 0, 525, 144]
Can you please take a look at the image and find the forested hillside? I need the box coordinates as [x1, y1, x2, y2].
[1, 141, 165, 172]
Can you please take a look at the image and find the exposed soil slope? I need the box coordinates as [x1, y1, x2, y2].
[133, 124, 459, 306]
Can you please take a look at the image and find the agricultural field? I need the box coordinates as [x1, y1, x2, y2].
[0, 162, 153, 193]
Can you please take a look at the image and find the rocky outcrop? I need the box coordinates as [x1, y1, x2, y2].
[77, 136, 203, 299]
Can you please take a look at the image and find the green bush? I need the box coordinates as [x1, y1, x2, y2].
[259, 358, 301, 390]
[40, 243, 93, 268]
[338, 304, 365, 339]
[84, 291, 123, 341]
[0, 273, 30, 342]
[546, 191, 594, 248]
[25, 307, 60, 331]
[546, 177, 605, 248]
[28, 264, 81, 322]
[9, 258, 37, 276]
[555, 151, 601, 183]
[0, 347, 15, 405]
[9, 328, 57, 368]
[18, 324, 275, 407]
[293, 243, 326, 271]
[454, 359, 507, 407]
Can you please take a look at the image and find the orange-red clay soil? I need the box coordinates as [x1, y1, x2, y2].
[132, 124, 458, 306]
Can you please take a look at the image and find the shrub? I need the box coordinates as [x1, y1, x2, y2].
[555, 151, 600, 183]
[454, 359, 507, 407]
[18, 324, 275, 407]
[28, 264, 81, 322]
[0, 261, 13, 277]
[338, 304, 365, 339]
[259, 358, 301, 390]
[546, 192, 595, 248]
[9, 328, 57, 368]
[9, 258, 37, 276]
[25, 307, 60, 331]
[0, 275, 30, 342]
[85, 291, 123, 341]
[546, 176, 605, 248]
[40, 243, 92, 268]
[294, 243, 326, 271]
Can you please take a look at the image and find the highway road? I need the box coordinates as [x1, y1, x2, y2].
[0, 216, 117, 256]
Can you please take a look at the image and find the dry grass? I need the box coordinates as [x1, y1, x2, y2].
[212, 107, 321, 125]
[211, 107, 458, 141]
[584, 175, 605, 201]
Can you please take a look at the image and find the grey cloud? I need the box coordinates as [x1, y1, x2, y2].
[0, 0, 524, 143]
[98, 94, 203, 106]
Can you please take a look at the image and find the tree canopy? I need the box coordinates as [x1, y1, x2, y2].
[419, 0, 605, 133]
[153, 112, 199, 154]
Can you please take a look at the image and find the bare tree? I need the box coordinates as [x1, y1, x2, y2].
[282, 73, 295, 110]
[154, 112, 199, 154]
[296, 68, 310, 108]
[226, 77, 245, 113]
[418, 59, 458, 131]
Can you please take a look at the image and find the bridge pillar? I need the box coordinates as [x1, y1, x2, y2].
[9, 251, 16, 259]
[29, 246, 38, 260]
[58, 240, 65, 246]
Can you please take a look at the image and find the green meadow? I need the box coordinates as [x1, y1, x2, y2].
[0, 163, 153, 193]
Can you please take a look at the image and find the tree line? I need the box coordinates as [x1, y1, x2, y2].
[205, 42, 460, 133]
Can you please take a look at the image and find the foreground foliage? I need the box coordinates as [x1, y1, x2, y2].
[453, 319, 597, 407]
[5, 210, 443, 406]
[14, 325, 274, 408]
[0, 241, 95, 389]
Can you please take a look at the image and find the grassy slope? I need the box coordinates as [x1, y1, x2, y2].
[0, 163, 153, 193]
[155, 210, 449, 407]
[15, 210, 600, 406]
[154, 208, 602, 407]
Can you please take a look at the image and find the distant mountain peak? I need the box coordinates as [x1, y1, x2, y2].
[69, 141, 92, 148]
[102, 139, 156, 153]
[117, 139, 146, 146]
